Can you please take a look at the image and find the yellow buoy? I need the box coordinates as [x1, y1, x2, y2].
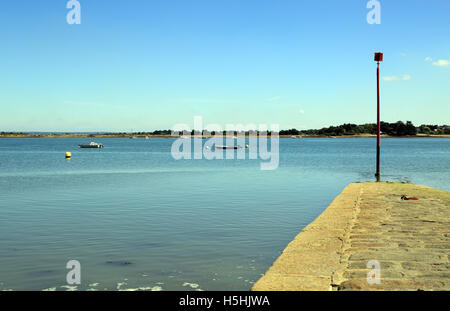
[65, 152, 71, 159]
[245, 145, 249, 148]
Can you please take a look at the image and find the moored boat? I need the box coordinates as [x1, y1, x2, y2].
[78, 141, 104, 148]
[215, 145, 241, 150]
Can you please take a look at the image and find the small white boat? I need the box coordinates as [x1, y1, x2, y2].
[79, 141, 103, 148]
[216, 145, 241, 150]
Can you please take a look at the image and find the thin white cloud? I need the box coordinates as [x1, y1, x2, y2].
[432, 59, 450, 67]
[382, 74, 411, 81]
[425, 57, 449, 67]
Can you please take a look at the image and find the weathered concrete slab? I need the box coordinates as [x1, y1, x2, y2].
[252, 182, 450, 291]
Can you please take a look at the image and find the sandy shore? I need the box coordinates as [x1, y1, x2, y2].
[252, 182, 450, 291]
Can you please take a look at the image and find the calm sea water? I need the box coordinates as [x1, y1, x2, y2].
[0, 137, 449, 291]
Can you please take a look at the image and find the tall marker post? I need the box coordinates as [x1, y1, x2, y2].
[374, 52, 383, 182]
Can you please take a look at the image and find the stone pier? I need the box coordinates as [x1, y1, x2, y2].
[252, 182, 450, 291]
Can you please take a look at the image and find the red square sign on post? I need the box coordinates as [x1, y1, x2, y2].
[374, 52, 383, 62]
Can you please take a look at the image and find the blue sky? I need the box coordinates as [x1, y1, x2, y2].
[0, 0, 449, 131]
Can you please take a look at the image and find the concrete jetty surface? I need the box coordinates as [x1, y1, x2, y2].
[252, 182, 450, 291]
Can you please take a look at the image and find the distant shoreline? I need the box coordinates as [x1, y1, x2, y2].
[1, 133, 449, 139]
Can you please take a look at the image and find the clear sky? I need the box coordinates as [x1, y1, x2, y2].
[0, 0, 449, 132]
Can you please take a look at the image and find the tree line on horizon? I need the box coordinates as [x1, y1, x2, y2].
[147, 121, 449, 136]
[280, 121, 449, 136]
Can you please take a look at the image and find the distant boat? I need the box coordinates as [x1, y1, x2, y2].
[79, 141, 103, 148]
[216, 145, 241, 150]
